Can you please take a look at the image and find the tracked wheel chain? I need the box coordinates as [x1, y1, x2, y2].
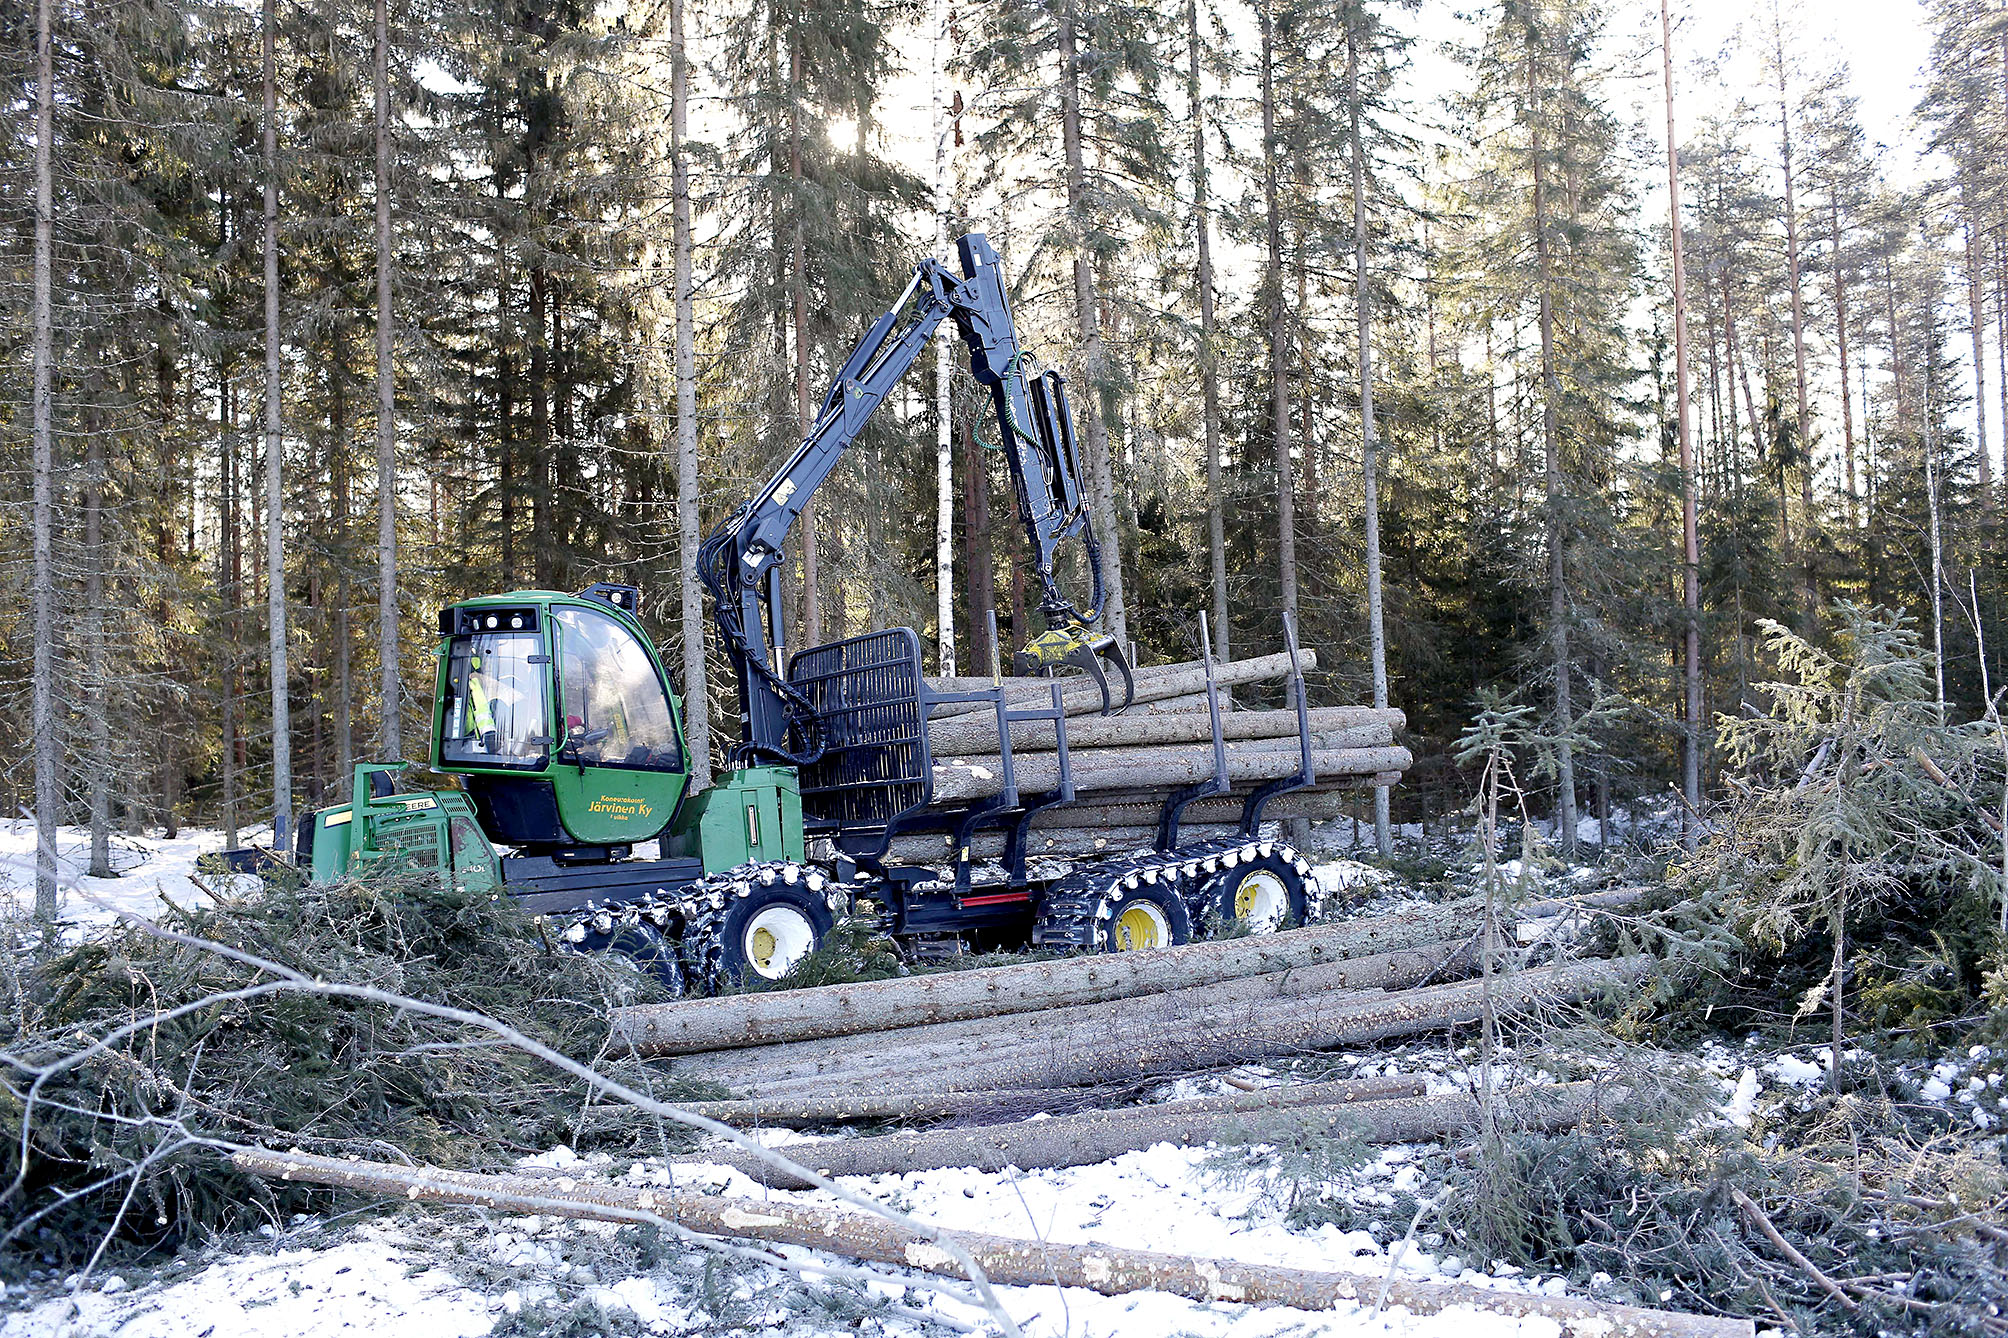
[551, 860, 860, 996]
[1031, 836, 1320, 952]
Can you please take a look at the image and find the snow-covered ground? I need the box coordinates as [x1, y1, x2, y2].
[13, 831, 1941, 1337]
[0, 821, 255, 928]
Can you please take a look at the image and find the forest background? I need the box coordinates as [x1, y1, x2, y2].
[3, 0, 2005, 906]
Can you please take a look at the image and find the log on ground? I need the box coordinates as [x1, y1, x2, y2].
[683, 1081, 1618, 1187]
[666, 936, 1483, 1093]
[612, 898, 1523, 1057]
[727, 956, 1653, 1100]
[234, 1148, 1752, 1338]
[669, 1074, 1427, 1128]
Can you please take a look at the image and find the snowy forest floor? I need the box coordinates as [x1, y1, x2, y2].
[2, 823, 2003, 1338]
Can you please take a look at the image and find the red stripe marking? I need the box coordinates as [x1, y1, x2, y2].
[959, 891, 1033, 907]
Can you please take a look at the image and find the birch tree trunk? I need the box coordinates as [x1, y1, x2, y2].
[1662, 0, 1702, 849]
[31, 0, 58, 921]
[264, 0, 292, 850]
[1527, 24, 1577, 855]
[1260, 0, 1297, 621]
[1187, 0, 1229, 669]
[1056, 0, 1127, 647]
[932, 0, 956, 675]
[671, 0, 710, 787]
[1347, 23, 1391, 858]
[374, 0, 401, 760]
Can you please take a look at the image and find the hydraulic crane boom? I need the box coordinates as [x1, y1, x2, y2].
[698, 232, 1133, 765]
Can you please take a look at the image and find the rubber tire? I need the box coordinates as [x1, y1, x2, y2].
[712, 884, 835, 986]
[1100, 880, 1192, 953]
[1195, 850, 1309, 939]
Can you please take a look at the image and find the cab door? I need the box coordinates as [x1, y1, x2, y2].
[548, 604, 689, 845]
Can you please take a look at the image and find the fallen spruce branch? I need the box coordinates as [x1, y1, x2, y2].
[613, 892, 1638, 1057]
[724, 955, 1656, 1100]
[678, 1081, 1612, 1188]
[669, 1074, 1427, 1129]
[233, 1147, 1752, 1338]
[668, 936, 1483, 1093]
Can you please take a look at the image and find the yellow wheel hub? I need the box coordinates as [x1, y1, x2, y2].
[1230, 870, 1289, 933]
[751, 926, 778, 969]
[1112, 902, 1168, 952]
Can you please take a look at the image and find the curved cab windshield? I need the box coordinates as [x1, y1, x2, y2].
[441, 632, 551, 768]
[555, 607, 683, 772]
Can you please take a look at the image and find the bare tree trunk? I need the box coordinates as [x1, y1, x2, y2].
[221, 371, 240, 849]
[1831, 195, 1857, 527]
[31, 0, 59, 920]
[1057, 0, 1127, 646]
[960, 422, 995, 674]
[1527, 26, 1576, 856]
[1965, 213, 1991, 503]
[84, 399, 112, 878]
[1260, 0, 1297, 622]
[1188, 0, 1229, 668]
[1773, 6, 1814, 624]
[374, 0, 401, 761]
[264, 0, 292, 850]
[1663, 0, 1702, 849]
[788, 39, 820, 649]
[1346, 24, 1392, 859]
[331, 386, 354, 793]
[529, 267, 551, 585]
[670, 0, 709, 787]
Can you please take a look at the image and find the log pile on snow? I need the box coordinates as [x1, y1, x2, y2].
[915, 651, 1411, 828]
[611, 891, 1648, 1114]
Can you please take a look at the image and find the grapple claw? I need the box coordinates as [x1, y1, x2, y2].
[1014, 625, 1136, 715]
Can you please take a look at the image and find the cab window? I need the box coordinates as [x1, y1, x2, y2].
[554, 606, 683, 772]
[441, 632, 551, 769]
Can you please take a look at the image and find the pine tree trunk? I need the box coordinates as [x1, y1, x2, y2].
[1347, 24, 1392, 858]
[671, 0, 709, 787]
[788, 38, 820, 649]
[1188, 0, 1229, 669]
[264, 0, 292, 850]
[1527, 25, 1577, 856]
[1663, 0, 1702, 849]
[1056, 0, 1127, 647]
[960, 421, 995, 675]
[31, 0, 59, 920]
[1774, 25, 1814, 624]
[1260, 0, 1297, 622]
[374, 0, 401, 761]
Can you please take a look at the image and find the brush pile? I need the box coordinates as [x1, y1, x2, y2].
[913, 651, 1410, 857]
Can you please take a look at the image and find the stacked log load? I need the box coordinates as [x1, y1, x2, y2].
[915, 651, 1410, 855]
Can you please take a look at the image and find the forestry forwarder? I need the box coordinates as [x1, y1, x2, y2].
[285, 234, 1323, 992]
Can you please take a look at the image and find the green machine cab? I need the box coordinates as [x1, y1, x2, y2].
[432, 583, 692, 855]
